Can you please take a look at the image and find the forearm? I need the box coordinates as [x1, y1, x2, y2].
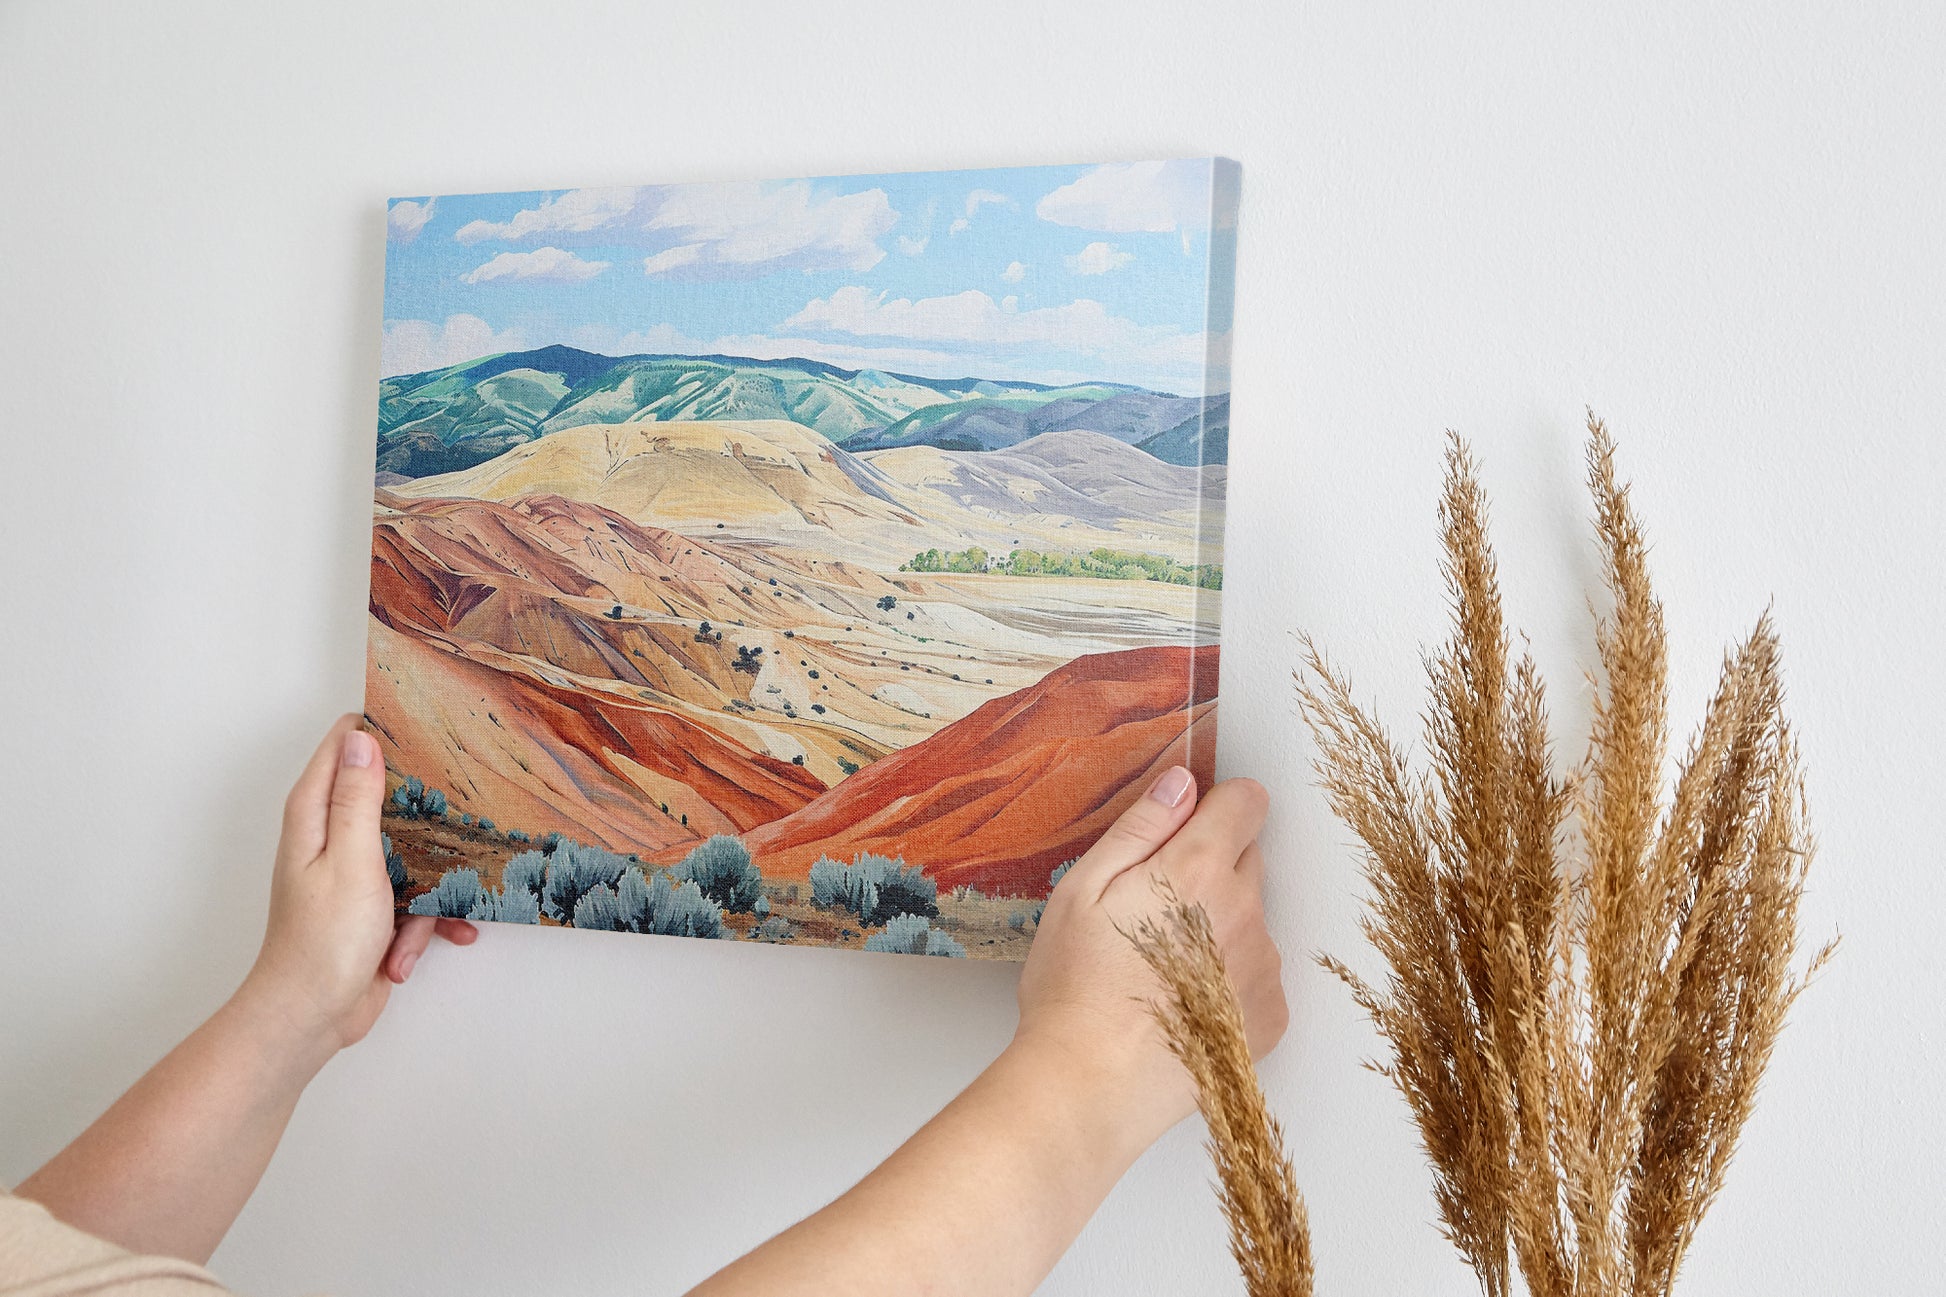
[16, 978, 334, 1264]
[691, 1032, 1170, 1297]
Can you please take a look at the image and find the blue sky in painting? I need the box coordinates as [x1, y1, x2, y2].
[380, 160, 1235, 396]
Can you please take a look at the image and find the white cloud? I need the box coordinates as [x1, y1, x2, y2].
[777, 286, 1219, 391]
[897, 199, 935, 257]
[459, 246, 610, 285]
[1001, 260, 1027, 283]
[963, 188, 1009, 219]
[452, 182, 898, 278]
[946, 188, 1010, 238]
[380, 314, 527, 377]
[387, 197, 436, 243]
[1035, 160, 1212, 233]
[454, 187, 639, 244]
[782, 285, 1195, 361]
[1065, 241, 1134, 276]
[641, 243, 706, 276]
[645, 180, 897, 274]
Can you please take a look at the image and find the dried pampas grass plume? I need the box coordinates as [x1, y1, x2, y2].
[1127, 884, 1315, 1297]
[1296, 412, 1835, 1297]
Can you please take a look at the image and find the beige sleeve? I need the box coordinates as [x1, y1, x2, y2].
[0, 1191, 231, 1297]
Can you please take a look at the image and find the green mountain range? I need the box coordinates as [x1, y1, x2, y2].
[376, 346, 1226, 478]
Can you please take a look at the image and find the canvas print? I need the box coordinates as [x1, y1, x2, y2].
[366, 159, 1237, 959]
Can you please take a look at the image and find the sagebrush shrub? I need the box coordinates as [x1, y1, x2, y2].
[571, 882, 626, 931]
[673, 835, 763, 912]
[926, 928, 968, 958]
[752, 914, 793, 942]
[382, 832, 408, 900]
[862, 913, 967, 957]
[808, 852, 937, 925]
[501, 851, 548, 900]
[543, 840, 630, 924]
[469, 885, 540, 924]
[408, 867, 484, 918]
[391, 775, 448, 820]
[615, 866, 724, 938]
[1031, 859, 1079, 924]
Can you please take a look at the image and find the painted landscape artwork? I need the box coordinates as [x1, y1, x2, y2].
[365, 160, 1237, 959]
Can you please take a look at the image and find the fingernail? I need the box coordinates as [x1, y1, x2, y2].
[1147, 766, 1192, 808]
[398, 950, 419, 980]
[341, 730, 374, 768]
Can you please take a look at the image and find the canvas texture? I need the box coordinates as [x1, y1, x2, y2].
[365, 160, 1237, 960]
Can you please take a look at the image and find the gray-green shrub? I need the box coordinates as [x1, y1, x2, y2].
[409, 867, 484, 918]
[672, 835, 763, 912]
[863, 913, 967, 957]
[615, 866, 724, 938]
[501, 851, 548, 900]
[391, 775, 448, 820]
[571, 882, 625, 931]
[543, 840, 630, 924]
[1031, 858, 1079, 924]
[468, 885, 540, 924]
[382, 832, 408, 900]
[808, 852, 937, 925]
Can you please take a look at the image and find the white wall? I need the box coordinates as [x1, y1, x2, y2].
[1, 1, 1938, 1291]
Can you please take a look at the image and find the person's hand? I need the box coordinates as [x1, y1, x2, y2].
[236, 714, 476, 1063]
[1013, 766, 1285, 1148]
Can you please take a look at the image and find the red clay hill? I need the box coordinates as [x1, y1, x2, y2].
[728, 644, 1219, 897]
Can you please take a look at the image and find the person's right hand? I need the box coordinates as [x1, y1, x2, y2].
[1013, 766, 1286, 1148]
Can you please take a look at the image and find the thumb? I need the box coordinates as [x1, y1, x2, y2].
[1066, 764, 1198, 898]
[323, 729, 385, 866]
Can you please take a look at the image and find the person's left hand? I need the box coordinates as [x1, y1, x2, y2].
[239, 714, 476, 1059]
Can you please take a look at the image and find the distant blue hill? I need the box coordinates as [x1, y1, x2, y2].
[841, 390, 1228, 468]
[375, 346, 1221, 478]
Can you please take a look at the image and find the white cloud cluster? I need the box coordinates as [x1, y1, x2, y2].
[454, 187, 638, 244]
[948, 187, 1010, 235]
[460, 246, 610, 285]
[387, 197, 437, 243]
[897, 199, 936, 256]
[380, 314, 526, 377]
[781, 286, 1204, 377]
[451, 182, 899, 278]
[1000, 260, 1027, 283]
[965, 188, 1009, 218]
[1035, 160, 1213, 234]
[644, 181, 897, 276]
[1065, 241, 1134, 276]
[640, 244, 705, 276]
